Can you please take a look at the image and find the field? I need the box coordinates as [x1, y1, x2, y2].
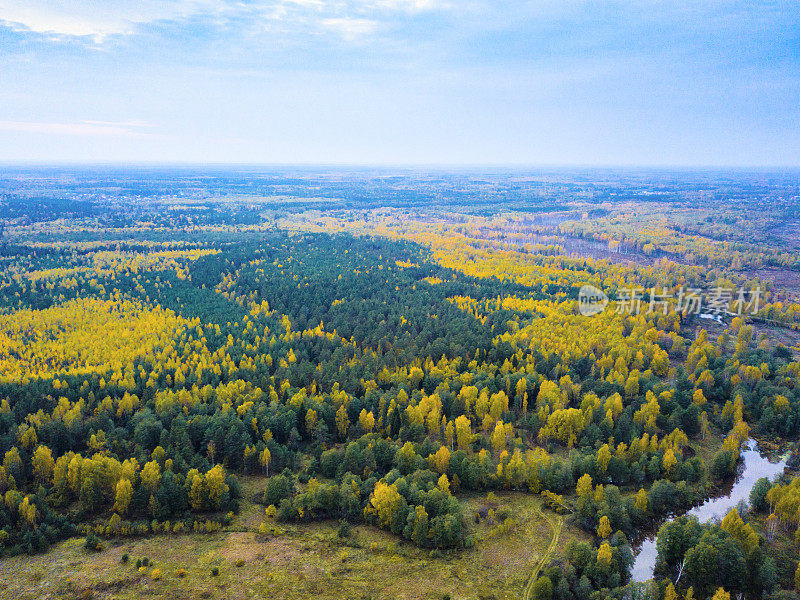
[0, 484, 585, 600]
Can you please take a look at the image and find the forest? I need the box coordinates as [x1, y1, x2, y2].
[0, 169, 799, 600]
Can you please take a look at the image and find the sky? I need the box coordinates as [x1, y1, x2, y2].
[0, 1, 798, 166]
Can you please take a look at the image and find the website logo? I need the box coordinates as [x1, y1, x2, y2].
[579, 285, 608, 316]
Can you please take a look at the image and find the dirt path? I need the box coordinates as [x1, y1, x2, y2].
[521, 510, 563, 600]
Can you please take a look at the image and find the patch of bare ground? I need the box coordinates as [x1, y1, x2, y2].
[751, 323, 800, 357]
[742, 267, 800, 303]
[688, 316, 799, 359]
[486, 230, 666, 267]
[557, 234, 685, 266]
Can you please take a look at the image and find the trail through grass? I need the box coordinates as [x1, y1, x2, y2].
[521, 509, 563, 600]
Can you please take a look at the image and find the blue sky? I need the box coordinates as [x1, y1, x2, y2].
[0, 1, 798, 166]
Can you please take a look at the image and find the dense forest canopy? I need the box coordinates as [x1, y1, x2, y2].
[0, 168, 799, 600]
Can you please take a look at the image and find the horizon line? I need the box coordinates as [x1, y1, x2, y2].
[1, 161, 800, 172]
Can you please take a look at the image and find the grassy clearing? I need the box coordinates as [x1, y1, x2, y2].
[690, 430, 726, 465]
[521, 509, 562, 600]
[0, 484, 588, 600]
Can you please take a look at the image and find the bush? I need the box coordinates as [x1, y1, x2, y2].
[264, 474, 294, 507]
[211, 567, 219, 577]
[337, 520, 353, 539]
[531, 576, 553, 600]
[710, 449, 737, 481]
[121, 553, 129, 563]
[750, 477, 771, 512]
[84, 533, 102, 552]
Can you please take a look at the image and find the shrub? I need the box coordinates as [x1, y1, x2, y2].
[337, 520, 353, 538]
[264, 474, 294, 507]
[710, 449, 737, 481]
[532, 576, 553, 600]
[750, 477, 771, 512]
[84, 533, 102, 552]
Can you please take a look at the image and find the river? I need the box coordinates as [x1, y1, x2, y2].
[630, 439, 788, 582]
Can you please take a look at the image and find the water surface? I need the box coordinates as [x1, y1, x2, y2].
[630, 440, 787, 582]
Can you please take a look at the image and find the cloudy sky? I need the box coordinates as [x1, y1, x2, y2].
[0, 1, 798, 165]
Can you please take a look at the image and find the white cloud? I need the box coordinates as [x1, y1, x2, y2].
[321, 17, 378, 41]
[0, 0, 446, 42]
[371, 0, 442, 10]
[0, 1, 223, 41]
[0, 120, 153, 136]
